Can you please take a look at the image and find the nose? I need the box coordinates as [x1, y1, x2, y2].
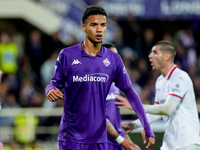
[96, 25, 102, 32]
[149, 52, 152, 59]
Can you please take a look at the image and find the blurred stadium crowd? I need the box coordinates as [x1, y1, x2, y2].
[0, 0, 200, 149]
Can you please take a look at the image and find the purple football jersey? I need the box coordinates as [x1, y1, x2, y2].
[46, 42, 154, 143]
[106, 83, 125, 145]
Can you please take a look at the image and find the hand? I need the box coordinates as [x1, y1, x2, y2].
[47, 87, 63, 102]
[141, 129, 155, 149]
[121, 139, 141, 150]
[115, 95, 132, 110]
[122, 123, 134, 134]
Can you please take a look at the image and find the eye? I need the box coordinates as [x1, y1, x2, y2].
[90, 23, 96, 27]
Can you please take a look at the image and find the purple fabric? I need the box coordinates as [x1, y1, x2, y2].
[45, 84, 56, 95]
[59, 141, 107, 150]
[124, 89, 155, 138]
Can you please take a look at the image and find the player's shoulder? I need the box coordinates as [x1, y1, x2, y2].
[60, 42, 81, 55]
[171, 67, 189, 79]
[56, 43, 81, 62]
[170, 67, 192, 84]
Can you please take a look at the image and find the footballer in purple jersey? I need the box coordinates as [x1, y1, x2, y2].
[46, 5, 154, 150]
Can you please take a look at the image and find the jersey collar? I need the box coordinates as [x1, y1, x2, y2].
[167, 65, 177, 79]
[80, 42, 104, 57]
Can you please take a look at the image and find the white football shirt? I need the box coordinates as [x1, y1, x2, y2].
[155, 65, 200, 150]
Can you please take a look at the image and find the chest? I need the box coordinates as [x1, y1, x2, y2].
[156, 79, 170, 104]
[64, 56, 115, 83]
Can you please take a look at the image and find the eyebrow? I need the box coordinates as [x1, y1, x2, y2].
[90, 22, 107, 25]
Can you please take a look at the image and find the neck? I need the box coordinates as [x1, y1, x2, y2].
[161, 62, 174, 77]
[82, 38, 101, 56]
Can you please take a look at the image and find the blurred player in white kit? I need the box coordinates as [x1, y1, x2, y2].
[116, 41, 200, 150]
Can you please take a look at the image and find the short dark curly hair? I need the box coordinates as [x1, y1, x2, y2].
[81, 5, 107, 24]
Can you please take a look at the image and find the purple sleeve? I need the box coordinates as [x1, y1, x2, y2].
[45, 50, 65, 95]
[45, 84, 56, 95]
[124, 88, 155, 138]
[113, 52, 154, 137]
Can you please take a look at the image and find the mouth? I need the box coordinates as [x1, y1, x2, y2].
[149, 60, 153, 66]
[96, 35, 102, 40]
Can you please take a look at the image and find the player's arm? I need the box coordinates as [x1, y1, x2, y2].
[114, 55, 155, 148]
[115, 95, 161, 128]
[122, 114, 161, 149]
[114, 85, 156, 148]
[116, 94, 181, 116]
[47, 87, 63, 102]
[115, 90, 155, 138]
[45, 51, 65, 102]
[123, 89, 155, 136]
[106, 118, 119, 140]
[106, 119, 141, 150]
[143, 95, 181, 116]
[122, 113, 162, 134]
[122, 89, 156, 149]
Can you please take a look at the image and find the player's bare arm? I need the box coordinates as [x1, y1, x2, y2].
[106, 119, 141, 150]
[106, 118, 119, 139]
[47, 87, 63, 102]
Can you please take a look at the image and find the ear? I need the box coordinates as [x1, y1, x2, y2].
[81, 24, 86, 32]
[164, 53, 171, 61]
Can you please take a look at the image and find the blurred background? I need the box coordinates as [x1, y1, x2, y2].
[0, 0, 200, 149]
